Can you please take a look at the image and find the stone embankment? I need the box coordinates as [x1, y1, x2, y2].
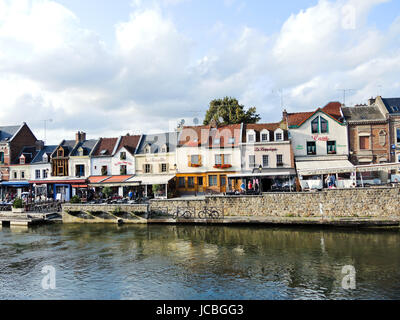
[61, 188, 400, 225]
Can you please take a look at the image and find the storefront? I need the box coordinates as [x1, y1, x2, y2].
[0, 181, 30, 200]
[127, 175, 176, 199]
[228, 168, 297, 193]
[29, 179, 87, 201]
[88, 175, 140, 199]
[296, 160, 355, 190]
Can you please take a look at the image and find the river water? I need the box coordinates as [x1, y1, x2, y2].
[0, 224, 399, 300]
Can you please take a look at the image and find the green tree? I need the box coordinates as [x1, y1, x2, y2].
[203, 97, 261, 125]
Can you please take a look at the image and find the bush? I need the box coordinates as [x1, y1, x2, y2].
[152, 184, 164, 193]
[12, 198, 23, 209]
[102, 186, 112, 198]
[70, 195, 81, 204]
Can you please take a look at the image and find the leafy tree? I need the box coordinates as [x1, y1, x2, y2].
[102, 186, 112, 198]
[203, 97, 261, 125]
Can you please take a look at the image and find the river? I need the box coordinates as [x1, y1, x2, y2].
[0, 224, 399, 300]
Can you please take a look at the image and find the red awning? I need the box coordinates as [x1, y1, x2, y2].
[100, 175, 134, 183]
[72, 184, 88, 188]
[88, 176, 110, 183]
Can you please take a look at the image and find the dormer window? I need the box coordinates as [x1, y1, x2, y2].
[247, 130, 256, 143]
[145, 145, 151, 154]
[275, 129, 284, 141]
[161, 144, 168, 153]
[43, 153, 48, 163]
[57, 148, 64, 157]
[311, 116, 328, 134]
[261, 130, 269, 142]
[78, 147, 84, 156]
[19, 155, 25, 165]
[120, 152, 127, 160]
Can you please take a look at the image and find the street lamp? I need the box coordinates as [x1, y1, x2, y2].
[258, 165, 263, 173]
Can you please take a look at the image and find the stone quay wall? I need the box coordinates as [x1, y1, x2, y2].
[149, 188, 400, 218]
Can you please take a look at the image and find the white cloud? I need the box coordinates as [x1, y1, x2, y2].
[0, 0, 399, 144]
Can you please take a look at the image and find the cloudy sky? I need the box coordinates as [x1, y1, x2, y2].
[0, 0, 399, 144]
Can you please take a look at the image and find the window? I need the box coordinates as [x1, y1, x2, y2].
[261, 133, 269, 141]
[161, 163, 167, 172]
[249, 155, 256, 168]
[178, 177, 185, 187]
[215, 154, 222, 165]
[76, 165, 85, 177]
[13, 172, 17, 179]
[198, 177, 203, 186]
[262, 155, 269, 167]
[35, 170, 40, 179]
[320, 117, 328, 133]
[311, 117, 319, 134]
[144, 164, 151, 174]
[161, 145, 167, 153]
[214, 138, 220, 145]
[277, 154, 283, 166]
[379, 130, 386, 146]
[223, 154, 231, 165]
[307, 141, 316, 155]
[57, 164, 64, 175]
[248, 134, 255, 143]
[327, 141, 336, 154]
[397, 128, 400, 144]
[228, 137, 235, 144]
[20, 156, 25, 164]
[188, 177, 195, 188]
[21, 171, 25, 179]
[43, 169, 48, 179]
[43, 154, 48, 162]
[275, 133, 283, 141]
[101, 166, 108, 175]
[0, 152, 3, 164]
[120, 152, 126, 160]
[208, 175, 218, 186]
[78, 147, 84, 156]
[121, 165, 127, 175]
[359, 136, 370, 150]
[191, 155, 199, 165]
[145, 145, 151, 154]
[57, 149, 64, 157]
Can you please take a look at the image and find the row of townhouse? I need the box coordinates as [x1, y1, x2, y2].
[1, 96, 400, 200]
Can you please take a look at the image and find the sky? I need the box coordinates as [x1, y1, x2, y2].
[0, 0, 399, 144]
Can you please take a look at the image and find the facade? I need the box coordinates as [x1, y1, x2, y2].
[0, 123, 38, 199]
[287, 102, 354, 190]
[228, 122, 296, 192]
[176, 122, 242, 195]
[127, 132, 178, 198]
[90, 137, 118, 176]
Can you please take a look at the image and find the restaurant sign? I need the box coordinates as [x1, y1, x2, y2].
[312, 135, 329, 141]
[255, 147, 278, 152]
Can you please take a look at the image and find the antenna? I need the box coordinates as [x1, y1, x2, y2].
[42, 119, 53, 144]
[337, 89, 355, 106]
[377, 85, 383, 97]
[272, 89, 285, 109]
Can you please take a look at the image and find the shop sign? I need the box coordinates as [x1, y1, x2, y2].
[114, 161, 133, 166]
[145, 157, 167, 162]
[296, 145, 304, 150]
[312, 135, 329, 141]
[255, 147, 278, 152]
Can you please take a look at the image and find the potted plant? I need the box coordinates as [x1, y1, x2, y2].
[102, 186, 112, 199]
[221, 164, 232, 169]
[70, 195, 81, 204]
[12, 197, 25, 213]
[152, 184, 165, 198]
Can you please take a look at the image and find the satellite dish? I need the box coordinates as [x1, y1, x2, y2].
[193, 118, 199, 125]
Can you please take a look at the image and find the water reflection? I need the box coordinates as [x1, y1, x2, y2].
[0, 224, 399, 299]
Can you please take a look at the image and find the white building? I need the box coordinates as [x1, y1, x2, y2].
[287, 102, 354, 190]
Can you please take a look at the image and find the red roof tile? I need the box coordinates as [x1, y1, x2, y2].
[93, 138, 118, 156]
[287, 102, 343, 127]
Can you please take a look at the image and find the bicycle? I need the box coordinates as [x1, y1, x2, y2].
[172, 207, 193, 219]
[197, 206, 220, 219]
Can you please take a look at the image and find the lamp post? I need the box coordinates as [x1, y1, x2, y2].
[258, 165, 262, 194]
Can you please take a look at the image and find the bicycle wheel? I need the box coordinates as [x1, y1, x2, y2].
[198, 210, 206, 219]
[172, 210, 179, 219]
[183, 211, 192, 219]
[210, 210, 220, 219]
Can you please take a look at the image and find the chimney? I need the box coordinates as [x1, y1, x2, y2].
[75, 131, 86, 143]
[35, 140, 44, 151]
[283, 109, 288, 120]
[368, 97, 376, 106]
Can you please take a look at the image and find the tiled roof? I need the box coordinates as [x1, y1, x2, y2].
[92, 138, 118, 157]
[31, 146, 57, 164]
[56, 140, 77, 157]
[243, 123, 285, 143]
[13, 146, 38, 165]
[178, 124, 241, 148]
[0, 125, 21, 142]
[101, 175, 133, 183]
[137, 132, 178, 154]
[287, 102, 343, 127]
[382, 98, 400, 114]
[115, 135, 141, 155]
[70, 139, 99, 156]
[341, 105, 386, 122]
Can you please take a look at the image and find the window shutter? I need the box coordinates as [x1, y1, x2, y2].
[159, 163, 162, 173]
[142, 164, 146, 173]
[166, 164, 169, 172]
[150, 164, 153, 173]
[198, 155, 202, 166]
[188, 155, 191, 167]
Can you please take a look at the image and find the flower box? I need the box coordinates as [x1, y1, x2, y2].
[190, 164, 201, 167]
[221, 164, 232, 169]
[213, 164, 222, 169]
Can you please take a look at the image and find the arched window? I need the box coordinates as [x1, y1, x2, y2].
[379, 130, 387, 146]
[311, 117, 319, 134]
[320, 117, 328, 133]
